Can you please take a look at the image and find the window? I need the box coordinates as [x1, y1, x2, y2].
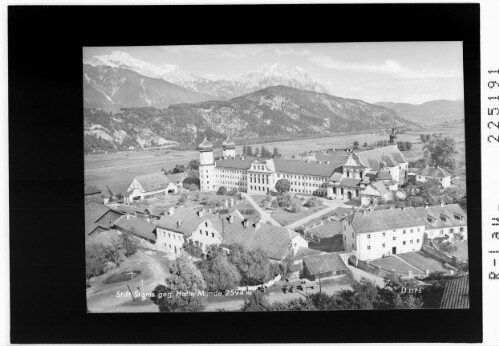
[168, 233, 171, 238]
[403, 241, 406, 245]
[382, 243, 386, 248]
[440, 230, 444, 235]
[393, 237, 396, 240]
[205, 231, 208, 236]
[367, 234, 371, 239]
[367, 246, 371, 250]
[199, 230, 202, 235]
[460, 227, 464, 232]
[382, 232, 385, 237]
[212, 232, 214, 238]
[403, 230, 406, 234]
[417, 239, 420, 243]
[410, 240, 413, 244]
[410, 229, 413, 233]
[449, 228, 454, 234]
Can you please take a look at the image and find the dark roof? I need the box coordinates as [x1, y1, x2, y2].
[293, 247, 324, 261]
[155, 208, 223, 236]
[356, 146, 407, 169]
[417, 167, 451, 178]
[348, 207, 426, 233]
[303, 253, 348, 275]
[366, 181, 390, 196]
[215, 157, 252, 170]
[221, 214, 303, 261]
[198, 136, 213, 151]
[222, 135, 236, 149]
[114, 215, 157, 241]
[376, 170, 392, 180]
[135, 172, 172, 193]
[84, 184, 101, 195]
[440, 276, 469, 309]
[274, 159, 340, 177]
[85, 202, 122, 236]
[305, 220, 343, 238]
[338, 177, 362, 188]
[414, 204, 467, 230]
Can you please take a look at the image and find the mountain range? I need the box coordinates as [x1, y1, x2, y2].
[84, 51, 330, 104]
[84, 85, 416, 153]
[375, 100, 464, 125]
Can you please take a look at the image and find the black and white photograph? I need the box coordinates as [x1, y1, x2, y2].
[83, 42, 469, 313]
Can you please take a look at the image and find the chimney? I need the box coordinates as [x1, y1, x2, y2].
[228, 215, 234, 223]
[243, 219, 249, 228]
[168, 206, 174, 216]
[198, 209, 204, 218]
[254, 219, 261, 229]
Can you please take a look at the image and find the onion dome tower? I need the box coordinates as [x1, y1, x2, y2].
[389, 123, 398, 146]
[222, 135, 236, 158]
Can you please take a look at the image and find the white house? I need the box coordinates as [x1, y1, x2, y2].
[342, 207, 426, 261]
[415, 166, 452, 188]
[414, 203, 467, 241]
[126, 172, 179, 202]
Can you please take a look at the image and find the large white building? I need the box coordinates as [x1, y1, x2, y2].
[198, 127, 408, 201]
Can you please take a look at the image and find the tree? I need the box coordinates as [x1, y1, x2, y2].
[151, 254, 207, 312]
[353, 141, 359, 147]
[246, 146, 253, 157]
[119, 229, 139, 257]
[182, 242, 204, 258]
[426, 134, 432, 142]
[178, 193, 188, 204]
[86, 242, 108, 279]
[363, 142, 368, 147]
[255, 147, 261, 157]
[275, 179, 290, 194]
[420, 134, 427, 143]
[272, 147, 280, 158]
[336, 278, 380, 310]
[289, 200, 303, 213]
[423, 136, 459, 173]
[304, 197, 321, 208]
[227, 244, 271, 286]
[217, 186, 227, 195]
[405, 141, 412, 150]
[187, 159, 200, 171]
[199, 249, 241, 291]
[171, 164, 186, 174]
[242, 145, 248, 156]
[105, 237, 126, 265]
[397, 141, 407, 151]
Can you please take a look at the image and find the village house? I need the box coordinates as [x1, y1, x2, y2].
[85, 201, 123, 237]
[415, 166, 452, 188]
[342, 207, 427, 261]
[302, 252, 348, 281]
[198, 126, 408, 201]
[126, 172, 181, 202]
[154, 207, 225, 256]
[113, 214, 157, 249]
[298, 219, 343, 246]
[414, 203, 467, 241]
[84, 184, 103, 205]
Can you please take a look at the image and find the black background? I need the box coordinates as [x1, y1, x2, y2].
[9, 4, 482, 343]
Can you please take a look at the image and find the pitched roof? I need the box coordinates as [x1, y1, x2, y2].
[356, 145, 407, 169]
[222, 217, 303, 261]
[114, 215, 157, 241]
[273, 159, 340, 177]
[215, 157, 253, 170]
[305, 220, 343, 238]
[370, 181, 389, 195]
[303, 253, 348, 275]
[440, 275, 469, 309]
[293, 247, 324, 261]
[376, 170, 392, 180]
[85, 202, 122, 236]
[348, 207, 426, 234]
[84, 184, 101, 195]
[166, 172, 188, 184]
[338, 177, 362, 188]
[135, 172, 172, 193]
[155, 208, 223, 236]
[417, 167, 451, 178]
[87, 229, 120, 247]
[414, 204, 467, 230]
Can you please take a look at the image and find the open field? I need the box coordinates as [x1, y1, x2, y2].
[271, 205, 326, 226]
[452, 241, 468, 260]
[398, 251, 450, 274]
[85, 124, 465, 192]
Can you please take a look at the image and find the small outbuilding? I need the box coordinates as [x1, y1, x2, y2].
[302, 252, 348, 281]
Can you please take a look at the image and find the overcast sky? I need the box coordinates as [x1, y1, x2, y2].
[84, 42, 463, 104]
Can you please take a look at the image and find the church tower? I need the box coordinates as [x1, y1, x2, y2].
[198, 136, 215, 192]
[222, 135, 236, 158]
[389, 124, 398, 146]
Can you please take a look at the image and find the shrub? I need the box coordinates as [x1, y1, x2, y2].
[217, 186, 228, 195]
[304, 197, 321, 208]
[275, 179, 290, 193]
[183, 242, 204, 258]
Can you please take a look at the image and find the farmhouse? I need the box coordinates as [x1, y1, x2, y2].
[198, 126, 408, 201]
[415, 166, 452, 188]
[126, 172, 180, 202]
[342, 207, 426, 261]
[84, 184, 103, 205]
[302, 252, 348, 281]
[113, 214, 157, 247]
[85, 201, 123, 237]
[414, 203, 467, 241]
[155, 207, 225, 256]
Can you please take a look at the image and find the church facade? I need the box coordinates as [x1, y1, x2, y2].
[198, 126, 408, 201]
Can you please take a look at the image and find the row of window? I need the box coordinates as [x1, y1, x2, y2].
[366, 239, 420, 250]
[199, 228, 216, 238]
[276, 173, 327, 182]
